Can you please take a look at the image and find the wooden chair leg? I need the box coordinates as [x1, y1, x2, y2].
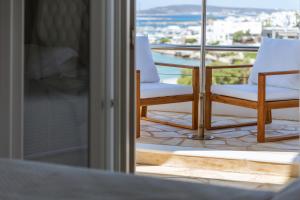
[136, 105, 141, 138]
[192, 96, 199, 130]
[136, 70, 141, 138]
[257, 75, 266, 143]
[191, 67, 199, 130]
[257, 105, 266, 143]
[205, 68, 212, 130]
[266, 108, 272, 124]
[205, 94, 212, 130]
[141, 106, 147, 118]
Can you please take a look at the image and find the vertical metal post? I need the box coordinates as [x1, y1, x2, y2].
[189, 0, 214, 140]
[199, 0, 207, 138]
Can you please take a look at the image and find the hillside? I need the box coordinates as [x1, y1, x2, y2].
[138, 4, 276, 15]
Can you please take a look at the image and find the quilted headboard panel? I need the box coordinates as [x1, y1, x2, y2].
[30, 0, 89, 65]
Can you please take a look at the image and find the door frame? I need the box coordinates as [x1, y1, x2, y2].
[0, 0, 24, 159]
[90, 0, 135, 172]
[129, 0, 136, 173]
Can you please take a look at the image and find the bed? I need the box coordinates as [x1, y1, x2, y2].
[0, 159, 276, 200]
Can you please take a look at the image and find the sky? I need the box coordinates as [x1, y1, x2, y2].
[137, 0, 300, 10]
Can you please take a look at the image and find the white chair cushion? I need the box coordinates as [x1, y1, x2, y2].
[141, 83, 192, 99]
[211, 84, 299, 101]
[249, 38, 300, 90]
[136, 36, 160, 83]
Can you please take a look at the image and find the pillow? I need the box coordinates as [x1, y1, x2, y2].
[26, 45, 78, 79]
[136, 36, 160, 83]
[59, 58, 79, 78]
[248, 38, 300, 90]
[42, 58, 78, 79]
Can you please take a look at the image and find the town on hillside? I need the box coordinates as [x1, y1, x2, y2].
[137, 5, 300, 85]
[137, 5, 300, 46]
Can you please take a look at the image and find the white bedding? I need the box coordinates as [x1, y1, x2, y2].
[0, 159, 275, 200]
[24, 79, 88, 163]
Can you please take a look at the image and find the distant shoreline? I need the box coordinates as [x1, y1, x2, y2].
[138, 4, 278, 16]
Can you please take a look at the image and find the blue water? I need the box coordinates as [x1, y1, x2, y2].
[153, 52, 200, 81]
[137, 14, 225, 28]
[137, 15, 201, 27]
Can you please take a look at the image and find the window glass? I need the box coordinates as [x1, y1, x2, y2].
[24, 0, 90, 166]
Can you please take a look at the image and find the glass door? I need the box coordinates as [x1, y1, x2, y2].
[24, 0, 91, 166]
[0, 0, 134, 172]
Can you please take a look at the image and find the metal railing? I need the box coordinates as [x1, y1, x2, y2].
[151, 44, 259, 52]
[152, 45, 259, 79]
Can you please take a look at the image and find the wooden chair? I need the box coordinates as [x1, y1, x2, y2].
[205, 38, 300, 143]
[136, 36, 199, 138]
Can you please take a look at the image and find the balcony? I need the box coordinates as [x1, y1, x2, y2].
[138, 111, 299, 152]
[135, 2, 300, 190]
[136, 44, 300, 191]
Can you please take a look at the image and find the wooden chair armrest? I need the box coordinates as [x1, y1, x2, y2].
[206, 65, 253, 70]
[155, 62, 198, 69]
[257, 70, 300, 103]
[154, 63, 199, 91]
[205, 65, 253, 93]
[259, 70, 300, 77]
[154, 63, 199, 85]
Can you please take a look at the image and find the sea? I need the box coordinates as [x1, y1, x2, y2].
[137, 14, 203, 83]
[137, 14, 201, 27]
[153, 52, 200, 83]
[137, 14, 224, 27]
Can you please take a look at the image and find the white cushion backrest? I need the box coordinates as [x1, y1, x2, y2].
[136, 36, 160, 83]
[248, 38, 300, 90]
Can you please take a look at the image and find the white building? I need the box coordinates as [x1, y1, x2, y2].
[207, 17, 262, 45]
[258, 11, 299, 28]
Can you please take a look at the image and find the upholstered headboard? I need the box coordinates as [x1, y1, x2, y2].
[27, 0, 89, 66]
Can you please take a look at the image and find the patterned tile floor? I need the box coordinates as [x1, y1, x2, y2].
[137, 111, 300, 152]
[137, 111, 299, 191]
